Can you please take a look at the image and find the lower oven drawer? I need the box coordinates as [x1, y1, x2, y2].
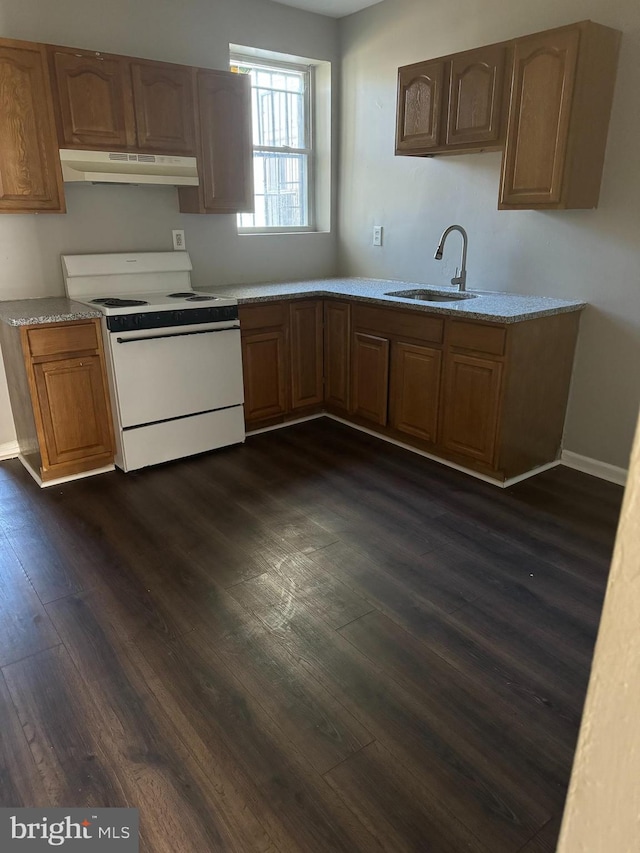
[119, 405, 245, 471]
[109, 324, 243, 428]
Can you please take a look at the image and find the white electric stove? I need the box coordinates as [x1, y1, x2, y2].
[63, 252, 245, 472]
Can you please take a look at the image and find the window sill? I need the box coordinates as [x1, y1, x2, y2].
[238, 228, 330, 236]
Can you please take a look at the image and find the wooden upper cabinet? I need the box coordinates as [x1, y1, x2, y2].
[131, 61, 196, 154]
[396, 45, 507, 154]
[499, 29, 579, 207]
[446, 44, 507, 146]
[179, 70, 253, 214]
[396, 60, 445, 152]
[0, 39, 65, 213]
[50, 48, 135, 149]
[500, 21, 621, 209]
[49, 48, 197, 155]
[395, 20, 620, 209]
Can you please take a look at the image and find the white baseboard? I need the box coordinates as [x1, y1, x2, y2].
[0, 440, 19, 461]
[561, 450, 628, 487]
[246, 413, 324, 437]
[325, 415, 560, 488]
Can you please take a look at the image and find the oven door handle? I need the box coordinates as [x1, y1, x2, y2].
[116, 325, 240, 344]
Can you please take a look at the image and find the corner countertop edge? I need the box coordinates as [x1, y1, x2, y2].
[200, 277, 587, 324]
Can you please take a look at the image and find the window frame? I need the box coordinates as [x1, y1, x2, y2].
[231, 52, 316, 233]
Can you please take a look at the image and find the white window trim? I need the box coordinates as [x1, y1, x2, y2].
[229, 44, 332, 236]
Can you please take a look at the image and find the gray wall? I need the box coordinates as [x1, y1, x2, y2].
[338, 0, 640, 470]
[0, 0, 339, 445]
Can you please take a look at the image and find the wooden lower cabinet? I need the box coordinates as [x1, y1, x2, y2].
[290, 300, 323, 410]
[237, 298, 580, 481]
[32, 354, 113, 468]
[350, 332, 389, 426]
[241, 329, 288, 423]
[441, 352, 503, 465]
[324, 301, 350, 412]
[390, 341, 442, 444]
[0, 319, 114, 483]
[240, 300, 326, 430]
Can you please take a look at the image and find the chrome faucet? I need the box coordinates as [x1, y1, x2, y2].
[434, 224, 468, 291]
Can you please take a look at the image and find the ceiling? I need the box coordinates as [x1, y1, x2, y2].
[270, 0, 384, 18]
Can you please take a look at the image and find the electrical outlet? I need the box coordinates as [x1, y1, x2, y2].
[172, 229, 186, 251]
[373, 225, 383, 247]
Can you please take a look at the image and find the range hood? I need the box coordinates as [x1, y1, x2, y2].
[59, 149, 199, 186]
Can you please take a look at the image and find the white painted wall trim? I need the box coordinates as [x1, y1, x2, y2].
[561, 451, 628, 487]
[245, 413, 325, 436]
[0, 440, 19, 461]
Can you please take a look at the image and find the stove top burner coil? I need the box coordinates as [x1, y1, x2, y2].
[186, 295, 216, 302]
[167, 292, 196, 298]
[91, 297, 149, 307]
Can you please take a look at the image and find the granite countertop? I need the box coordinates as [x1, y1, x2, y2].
[0, 297, 102, 327]
[203, 277, 586, 324]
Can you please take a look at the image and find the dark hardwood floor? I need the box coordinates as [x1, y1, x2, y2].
[0, 418, 623, 852]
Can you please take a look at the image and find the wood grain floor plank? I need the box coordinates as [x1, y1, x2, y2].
[324, 740, 491, 853]
[3, 646, 127, 808]
[240, 554, 375, 630]
[177, 591, 374, 773]
[338, 611, 574, 798]
[46, 592, 277, 853]
[0, 672, 51, 807]
[129, 623, 386, 853]
[517, 816, 562, 852]
[231, 581, 552, 852]
[308, 539, 588, 727]
[0, 535, 61, 666]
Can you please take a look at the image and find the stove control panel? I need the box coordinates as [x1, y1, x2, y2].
[106, 305, 239, 332]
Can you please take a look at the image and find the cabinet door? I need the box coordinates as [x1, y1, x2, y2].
[396, 60, 445, 151]
[446, 44, 506, 146]
[290, 300, 323, 410]
[442, 353, 502, 465]
[324, 301, 351, 411]
[0, 40, 65, 212]
[390, 342, 442, 443]
[351, 332, 389, 426]
[499, 28, 580, 207]
[33, 355, 113, 468]
[181, 70, 253, 213]
[241, 329, 288, 423]
[131, 61, 196, 154]
[50, 49, 135, 149]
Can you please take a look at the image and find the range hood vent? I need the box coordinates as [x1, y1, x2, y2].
[59, 149, 199, 186]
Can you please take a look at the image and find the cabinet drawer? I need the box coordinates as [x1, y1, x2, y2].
[352, 304, 444, 344]
[448, 321, 506, 356]
[26, 322, 99, 358]
[239, 302, 288, 331]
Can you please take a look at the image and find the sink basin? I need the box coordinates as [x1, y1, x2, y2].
[385, 289, 477, 303]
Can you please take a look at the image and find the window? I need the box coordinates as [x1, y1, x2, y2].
[231, 55, 313, 231]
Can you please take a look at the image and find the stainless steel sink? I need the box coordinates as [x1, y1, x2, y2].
[385, 289, 477, 302]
